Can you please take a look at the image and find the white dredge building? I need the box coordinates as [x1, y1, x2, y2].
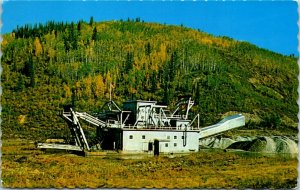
[38, 98, 245, 154]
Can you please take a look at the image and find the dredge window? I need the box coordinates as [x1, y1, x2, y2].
[165, 143, 168, 147]
[142, 135, 145, 139]
[129, 135, 133, 139]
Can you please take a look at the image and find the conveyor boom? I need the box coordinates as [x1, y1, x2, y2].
[199, 114, 245, 139]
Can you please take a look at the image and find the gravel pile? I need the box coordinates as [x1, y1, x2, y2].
[199, 136, 298, 155]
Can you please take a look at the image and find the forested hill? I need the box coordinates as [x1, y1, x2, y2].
[2, 19, 298, 139]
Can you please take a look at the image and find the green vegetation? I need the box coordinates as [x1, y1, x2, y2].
[1, 18, 298, 139]
[2, 139, 297, 188]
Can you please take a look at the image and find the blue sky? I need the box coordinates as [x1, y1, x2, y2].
[2, 1, 298, 56]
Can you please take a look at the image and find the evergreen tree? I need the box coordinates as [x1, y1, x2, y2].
[92, 27, 98, 41]
[16, 75, 25, 91]
[150, 72, 157, 94]
[169, 51, 178, 81]
[69, 22, 78, 50]
[24, 56, 35, 87]
[125, 52, 134, 73]
[71, 87, 76, 108]
[145, 42, 151, 57]
[89, 16, 94, 26]
[77, 21, 81, 31]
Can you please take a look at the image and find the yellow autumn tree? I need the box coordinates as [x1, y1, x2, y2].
[75, 81, 82, 99]
[34, 37, 43, 57]
[93, 74, 105, 98]
[159, 43, 167, 63]
[83, 75, 92, 98]
[44, 31, 56, 63]
[63, 84, 72, 99]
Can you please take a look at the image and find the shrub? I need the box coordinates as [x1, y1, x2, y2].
[260, 113, 282, 129]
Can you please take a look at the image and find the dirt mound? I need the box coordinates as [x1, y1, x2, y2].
[273, 136, 298, 154]
[199, 137, 216, 148]
[199, 137, 235, 149]
[226, 140, 253, 150]
[233, 136, 256, 142]
[200, 136, 298, 155]
[250, 137, 276, 152]
[227, 136, 298, 154]
[208, 137, 236, 149]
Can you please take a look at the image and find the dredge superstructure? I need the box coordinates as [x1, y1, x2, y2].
[38, 98, 245, 154]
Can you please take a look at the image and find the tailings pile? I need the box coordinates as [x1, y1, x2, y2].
[199, 136, 298, 155]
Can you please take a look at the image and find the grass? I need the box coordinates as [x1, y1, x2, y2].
[1, 139, 297, 188]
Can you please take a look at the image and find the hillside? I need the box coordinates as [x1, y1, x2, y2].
[1, 19, 298, 140]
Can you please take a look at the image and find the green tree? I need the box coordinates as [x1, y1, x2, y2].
[145, 42, 151, 57]
[92, 27, 98, 41]
[125, 52, 134, 73]
[24, 56, 35, 87]
[77, 21, 81, 31]
[89, 16, 94, 26]
[16, 75, 25, 91]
